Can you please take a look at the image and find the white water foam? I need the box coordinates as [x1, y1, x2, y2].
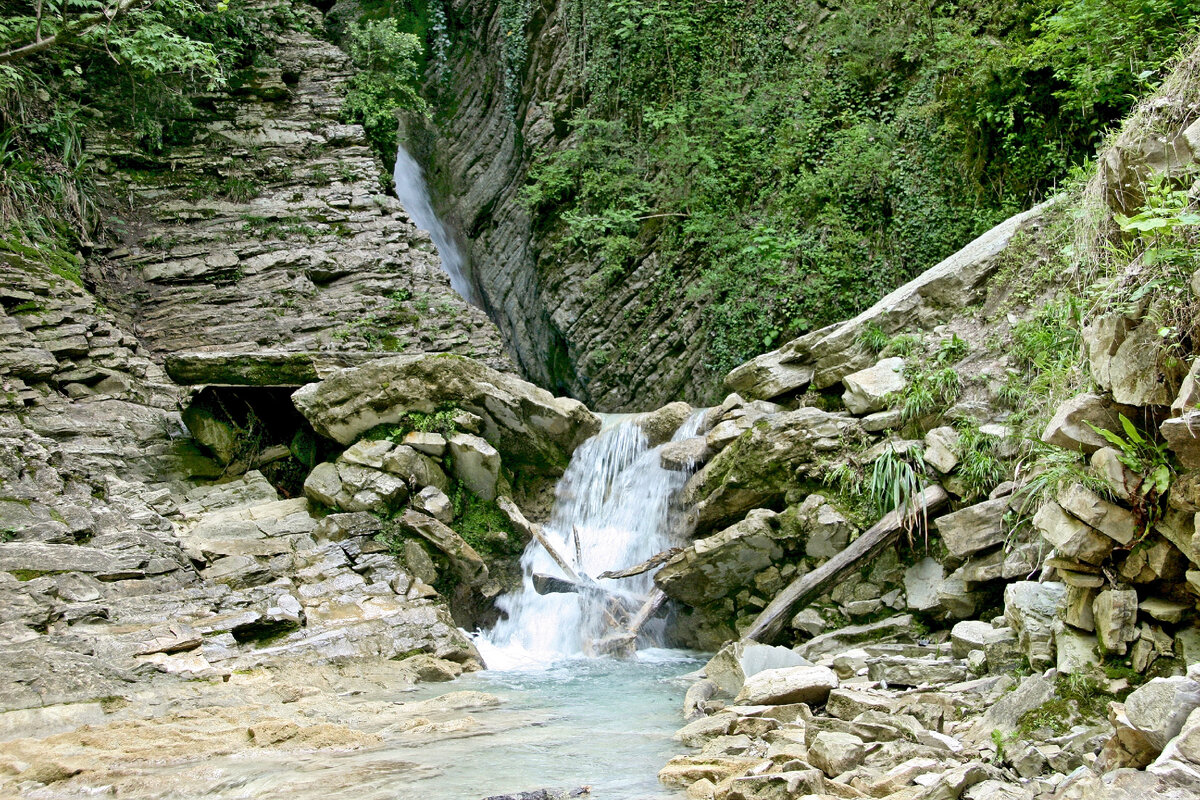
[478, 411, 706, 670]
[393, 144, 479, 305]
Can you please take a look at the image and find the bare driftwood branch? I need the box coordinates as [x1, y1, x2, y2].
[742, 485, 949, 644]
[597, 547, 682, 580]
[496, 496, 582, 584]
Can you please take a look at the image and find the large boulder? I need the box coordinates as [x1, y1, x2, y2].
[733, 664, 839, 705]
[655, 510, 783, 606]
[292, 354, 600, 474]
[1125, 677, 1200, 752]
[682, 408, 862, 532]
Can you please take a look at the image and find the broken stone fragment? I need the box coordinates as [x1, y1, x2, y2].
[841, 357, 906, 415]
[1041, 393, 1138, 454]
[1057, 483, 1136, 545]
[923, 426, 961, 474]
[1033, 501, 1114, 564]
[1093, 588, 1139, 655]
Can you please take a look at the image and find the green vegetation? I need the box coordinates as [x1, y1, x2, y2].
[506, 0, 1200, 381]
[342, 18, 425, 161]
[1086, 413, 1173, 535]
[450, 486, 522, 557]
[955, 421, 1007, 501]
[1017, 673, 1111, 738]
[360, 408, 461, 444]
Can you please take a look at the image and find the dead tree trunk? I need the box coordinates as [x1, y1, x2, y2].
[742, 485, 949, 644]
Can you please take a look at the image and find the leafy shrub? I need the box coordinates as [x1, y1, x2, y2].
[342, 18, 425, 159]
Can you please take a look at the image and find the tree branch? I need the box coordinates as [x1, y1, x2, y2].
[0, 0, 148, 65]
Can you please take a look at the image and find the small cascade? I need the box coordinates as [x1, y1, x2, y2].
[392, 145, 479, 305]
[478, 411, 705, 669]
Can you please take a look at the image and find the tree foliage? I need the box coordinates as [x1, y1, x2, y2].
[512, 0, 1200, 382]
[341, 18, 425, 158]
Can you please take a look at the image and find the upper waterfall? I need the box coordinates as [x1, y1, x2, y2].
[393, 144, 479, 305]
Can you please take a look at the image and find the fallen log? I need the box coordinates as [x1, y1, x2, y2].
[742, 485, 949, 644]
[497, 496, 583, 584]
[587, 588, 668, 659]
[597, 548, 682, 580]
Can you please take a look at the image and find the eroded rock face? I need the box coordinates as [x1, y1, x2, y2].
[88, 3, 511, 377]
[292, 353, 600, 474]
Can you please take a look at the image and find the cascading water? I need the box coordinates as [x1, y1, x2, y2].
[478, 412, 705, 669]
[392, 145, 479, 305]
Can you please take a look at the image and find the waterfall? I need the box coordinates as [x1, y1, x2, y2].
[477, 412, 705, 669]
[392, 145, 479, 305]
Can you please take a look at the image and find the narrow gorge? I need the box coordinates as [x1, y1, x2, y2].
[4, 0, 1200, 799]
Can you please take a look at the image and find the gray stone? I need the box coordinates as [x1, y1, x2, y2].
[734, 664, 838, 706]
[724, 351, 815, 401]
[660, 437, 709, 471]
[412, 485, 454, 523]
[862, 408, 903, 432]
[794, 494, 856, 559]
[1004, 581, 1067, 668]
[968, 674, 1055, 743]
[1033, 501, 1114, 564]
[637, 401, 694, 446]
[923, 426, 961, 474]
[867, 657, 969, 687]
[1058, 483, 1136, 545]
[656, 510, 782, 606]
[797, 615, 915, 659]
[382, 445, 451, 493]
[1064, 585, 1097, 631]
[1094, 588, 1139, 656]
[403, 431, 447, 457]
[1055, 628, 1100, 674]
[1125, 677, 1200, 751]
[340, 439, 396, 469]
[807, 731, 865, 777]
[446, 433, 501, 501]
[1091, 447, 1141, 503]
[935, 498, 1010, 558]
[904, 557, 945, 613]
[951, 620, 1018, 662]
[704, 640, 810, 697]
[1162, 411, 1200, 470]
[1041, 393, 1139, 454]
[790, 608, 826, 636]
[393, 509, 488, 587]
[842, 357, 906, 415]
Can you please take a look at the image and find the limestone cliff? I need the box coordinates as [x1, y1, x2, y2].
[410, 0, 709, 411]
